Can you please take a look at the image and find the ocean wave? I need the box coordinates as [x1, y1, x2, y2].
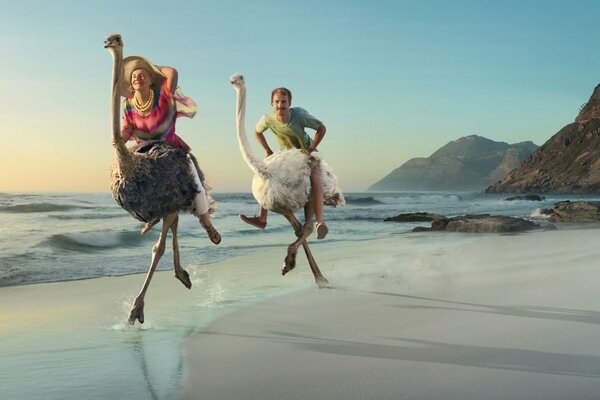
[233, 224, 291, 235]
[0, 261, 27, 283]
[0, 203, 94, 213]
[0, 253, 65, 287]
[46, 230, 148, 252]
[530, 208, 552, 219]
[345, 197, 385, 205]
[332, 215, 386, 222]
[0, 192, 42, 199]
[48, 213, 123, 220]
[212, 193, 256, 203]
[383, 194, 463, 204]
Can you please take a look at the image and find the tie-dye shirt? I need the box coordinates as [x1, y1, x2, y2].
[121, 80, 197, 151]
[255, 107, 322, 150]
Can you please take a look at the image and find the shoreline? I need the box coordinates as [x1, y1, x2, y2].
[2, 234, 417, 399]
[3, 228, 600, 399]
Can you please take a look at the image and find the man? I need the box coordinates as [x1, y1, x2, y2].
[240, 87, 329, 239]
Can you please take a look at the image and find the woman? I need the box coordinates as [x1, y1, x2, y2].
[120, 56, 221, 245]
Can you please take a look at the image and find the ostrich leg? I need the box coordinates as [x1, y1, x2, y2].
[171, 214, 192, 289]
[127, 211, 179, 325]
[282, 202, 315, 275]
[282, 213, 329, 288]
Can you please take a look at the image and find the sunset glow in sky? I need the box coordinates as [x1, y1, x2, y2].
[1, 0, 599, 192]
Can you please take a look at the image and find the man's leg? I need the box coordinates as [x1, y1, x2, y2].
[240, 207, 268, 229]
[311, 164, 328, 239]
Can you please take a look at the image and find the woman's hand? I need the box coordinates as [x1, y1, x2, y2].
[301, 146, 315, 154]
[160, 66, 178, 94]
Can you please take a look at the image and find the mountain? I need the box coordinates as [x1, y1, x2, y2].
[486, 84, 600, 193]
[368, 135, 538, 191]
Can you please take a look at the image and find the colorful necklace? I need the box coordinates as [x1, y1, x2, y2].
[133, 89, 155, 114]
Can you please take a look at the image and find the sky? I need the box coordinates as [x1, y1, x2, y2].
[1, 0, 599, 193]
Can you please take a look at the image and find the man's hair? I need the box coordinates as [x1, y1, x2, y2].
[271, 87, 292, 103]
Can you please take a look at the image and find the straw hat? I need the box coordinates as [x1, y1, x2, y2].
[121, 55, 166, 97]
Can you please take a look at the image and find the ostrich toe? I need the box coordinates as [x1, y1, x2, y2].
[127, 298, 145, 325]
[316, 276, 330, 289]
[282, 250, 297, 275]
[175, 268, 192, 289]
[140, 218, 160, 236]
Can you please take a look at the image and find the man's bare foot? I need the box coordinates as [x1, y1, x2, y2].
[316, 222, 328, 240]
[240, 214, 266, 229]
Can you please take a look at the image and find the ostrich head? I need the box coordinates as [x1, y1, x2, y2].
[104, 33, 123, 52]
[229, 73, 245, 89]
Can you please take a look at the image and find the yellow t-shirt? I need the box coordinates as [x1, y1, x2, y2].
[255, 107, 322, 150]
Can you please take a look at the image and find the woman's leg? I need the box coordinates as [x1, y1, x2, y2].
[187, 155, 220, 244]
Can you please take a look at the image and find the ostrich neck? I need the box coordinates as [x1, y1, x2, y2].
[110, 49, 130, 161]
[235, 86, 266, 175]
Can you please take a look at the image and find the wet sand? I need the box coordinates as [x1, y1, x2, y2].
[183, 228, 600, 400]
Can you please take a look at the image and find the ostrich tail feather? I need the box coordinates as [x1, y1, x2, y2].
[314, 156, 345, 207]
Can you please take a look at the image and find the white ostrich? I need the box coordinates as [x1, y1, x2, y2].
[229, 73, 345, 288]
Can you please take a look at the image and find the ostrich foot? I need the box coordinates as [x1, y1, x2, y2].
[282, 251, 297, 275]
[175, 267, 192, 289]
[316, 276, 330, 289]
[127, 297, 145, 325]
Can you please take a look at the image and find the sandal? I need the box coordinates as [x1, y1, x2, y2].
[205, 224, 221, 245]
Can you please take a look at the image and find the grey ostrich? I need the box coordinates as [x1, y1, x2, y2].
[230, 73, 345, 288]
[105, 34, 206, 325]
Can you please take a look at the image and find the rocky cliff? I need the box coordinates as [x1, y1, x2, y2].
[486, 84, 600, 193]
[368, 136, 538, 191]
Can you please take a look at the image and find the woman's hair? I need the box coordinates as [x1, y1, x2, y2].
[271, 87, 292, 103]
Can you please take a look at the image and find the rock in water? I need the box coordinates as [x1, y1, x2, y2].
[384, 212, 446, 222]
[549, 201, 600, 222]
[414, 214, 547, 233]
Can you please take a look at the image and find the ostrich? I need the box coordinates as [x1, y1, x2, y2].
[105, 33, 206, 325]
[229, 73, 345, 288]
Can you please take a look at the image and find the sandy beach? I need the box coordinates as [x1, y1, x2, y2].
[183, 228, 600, 400]
[3, 227, 600, 399]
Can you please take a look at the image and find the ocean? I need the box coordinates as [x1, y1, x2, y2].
[2, 190, 600, 400]
[1, 190, 597, 287]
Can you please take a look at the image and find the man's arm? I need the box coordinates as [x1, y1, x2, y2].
[303, 124, 326, 154]
[255, 131, 274, 156]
